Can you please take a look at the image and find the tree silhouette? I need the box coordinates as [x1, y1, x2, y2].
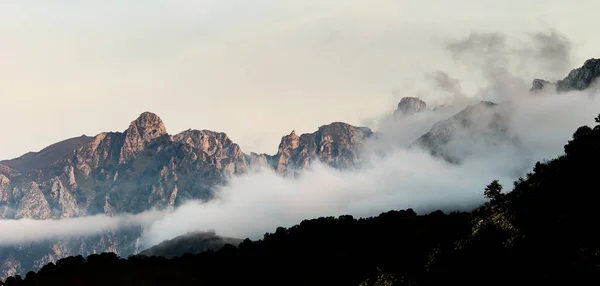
[484, 180, 503, 202]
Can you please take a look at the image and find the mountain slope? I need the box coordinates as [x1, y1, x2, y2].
[138, 231, 242, 259]
[531, 58, 600, 92]
[394, 97, 427, 119]
[411, 101, 518, 163]
[0, 135, 93, 174]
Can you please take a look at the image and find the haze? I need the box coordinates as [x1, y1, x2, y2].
[2, 0, 600, 160]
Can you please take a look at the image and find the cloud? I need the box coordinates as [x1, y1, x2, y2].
[137, 87, 600, 246]
[522, 30, 572, 77]
[443, 30, 573, 102]
[140, 150, 497, 246]
[0, 211, 163, 246]
[426, 71, 464, 97]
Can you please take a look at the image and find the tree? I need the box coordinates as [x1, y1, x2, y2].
[484, 180, 503, 202]
[595, 113, 600, 124]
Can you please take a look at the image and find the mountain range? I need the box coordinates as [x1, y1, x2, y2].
[1, 58, 599, 279]
[4, 111, 600, 285]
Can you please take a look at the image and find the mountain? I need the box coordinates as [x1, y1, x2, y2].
[0, 136, 93, 174]
[258, 122, 374, 174]
[0, 112, 251, 220]
[137, 231, 242, 259]
[393, 97, 427, 119]
[6, 114, 600, 285]
[411, 101, 518, 163]
[418, 59, 600, 165]
[531, 58, 600, 92]
[0, 113, 374, 279]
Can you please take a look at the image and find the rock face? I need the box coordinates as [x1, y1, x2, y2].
[557, 58, 600, 92]
[530, 58, 600, 93]
[0, 174, 10, 202]
[14, 182, 52, 220]
[119, 112, 168, 164]
[172, 129, 250, 175]
[0, 174, 12, 217]
[529, 78, 552, 93]
[266, 123, 374, 174]
[394, 97, 427, 119]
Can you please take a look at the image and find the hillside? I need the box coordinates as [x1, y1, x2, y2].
[138, 231, 242, 259]
[4, 114, 600, 285]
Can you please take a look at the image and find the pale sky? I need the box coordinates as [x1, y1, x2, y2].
[1, 0, 598, 159]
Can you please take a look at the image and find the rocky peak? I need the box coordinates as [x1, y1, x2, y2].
[530, 58, 600, 93]
[272, 122, 373, 173]
[394, 97, 427, 119]
[529, 79, 551, 92]
[171, 129, 250, 175]
[0, 174, 11, 203]
[119, 112, 168, 164]
[281, 130, 301, 150]
[14, 182, 52, 219]
[173, 129, 234, 156]
[557, 58, 600, 92]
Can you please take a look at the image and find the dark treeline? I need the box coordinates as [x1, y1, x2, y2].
[1, 209, 472, 286]
[5, 115, 600, 285]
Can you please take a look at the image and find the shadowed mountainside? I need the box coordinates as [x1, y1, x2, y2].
[0, 136, 93, 173]
[138, 231, 242, 259]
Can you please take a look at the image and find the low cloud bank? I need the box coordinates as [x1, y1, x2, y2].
[0, 211, 163, 246]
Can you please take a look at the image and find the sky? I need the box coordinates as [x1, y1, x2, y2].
[1, 0, 600, 159]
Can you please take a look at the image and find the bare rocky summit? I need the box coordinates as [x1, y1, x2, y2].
[262, 122, 374, 174]
[531, 58, 600, 93]
[119, 112, 168, 164]
[394, 97, 427, 119]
